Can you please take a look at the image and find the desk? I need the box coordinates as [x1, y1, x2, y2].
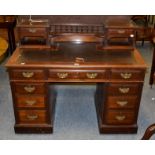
[0, 16, 16, 55]
[5, 40, 147, 134]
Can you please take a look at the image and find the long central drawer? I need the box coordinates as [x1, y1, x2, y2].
[48, 69, 107, 81]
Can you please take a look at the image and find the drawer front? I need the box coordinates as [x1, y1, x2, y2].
[107, 83, 141, 95]
[105, 110, 135, 125]
[107, 29, 134, 36]
[106, 96, 138, 109]
[17, 110, 47, 124]
[110, 69, 145, 81]
[49, 70, 78, 80]
[10, 69, 45, 80]
[79, 70, 107, 80]
[48, 70, 107, 81]
[16, 95, 46, 108]
[19, 27, 47, 37]
[14, 83, 46, 94]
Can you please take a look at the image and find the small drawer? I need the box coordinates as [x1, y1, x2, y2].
[107, 29, 134, 36]
[110, 69, 145, 81]
[17, 110, 47, 124]
[107, 83, 141, 95]
[16, 95, 46, 108]
[9, 69, 45, 80]
[19, 27, 47, 37]
[105, 110, 135, 125]
[106, 96, 138, 109]
[49, 70, 79, 80]
[14, 83, 46, 94]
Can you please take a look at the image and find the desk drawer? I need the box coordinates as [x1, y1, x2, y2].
[14, 83, 46, 94]
[107, 29, 134, 36]
[16, 95, 46, 108]
[49, 70, 78, 80]
[107, 83, 141, 95]
[9, 69, 45, 80]
[79, 70, 107, 80]
[17, 110, 47, 124]
[48, 70, 107, 80]
[105, 110, 135, 125]
[19, 27, 47, 37]
[110, 69, 145, 81]
[106, 96, 138, 109]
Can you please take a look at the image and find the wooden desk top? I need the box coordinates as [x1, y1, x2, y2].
[6, 42, 147, 69]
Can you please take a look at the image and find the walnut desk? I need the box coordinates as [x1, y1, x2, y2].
[5, 35, 147, 134]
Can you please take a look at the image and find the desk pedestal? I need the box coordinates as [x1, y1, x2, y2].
[11, 82, 56, 133]
[95, 82, 143, 133]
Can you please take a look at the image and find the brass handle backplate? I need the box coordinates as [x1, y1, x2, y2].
[86, 73, 98, 79]
[25, 100, 36, 106]
[117, 30, 125, 34]
[57, 73, 68, 79]
[115, 115, 126, 121]
[27, 114, 38, 120]
[120, 73, 132, 79]
[119, 87, 130, 94]
[22, 72, 34, 78]
[28, 28, 37, 33]
[24, 86, 36, 93]
[116, 101, 128, 107]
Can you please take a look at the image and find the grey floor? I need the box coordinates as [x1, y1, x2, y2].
[0, 43, 155, 140]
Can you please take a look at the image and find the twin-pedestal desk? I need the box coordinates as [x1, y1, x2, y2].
[5, 21, 147, 134]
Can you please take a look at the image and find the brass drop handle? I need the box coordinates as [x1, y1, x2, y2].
[86, 73, 98, 79]
[28, 28, 37, 33]
[24, 86, 36, 93]
[25, 100, 36, 106]
[115, 115, 126, 121]
[27, 114, 38, 120]
[22, 72, 34, 78]
[116, 101, 128, 107]
[57, 73, 68, 79]
[120, 73, 132, 79]
[119, 87, 130, 94]
[117, 30, 125, 34]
